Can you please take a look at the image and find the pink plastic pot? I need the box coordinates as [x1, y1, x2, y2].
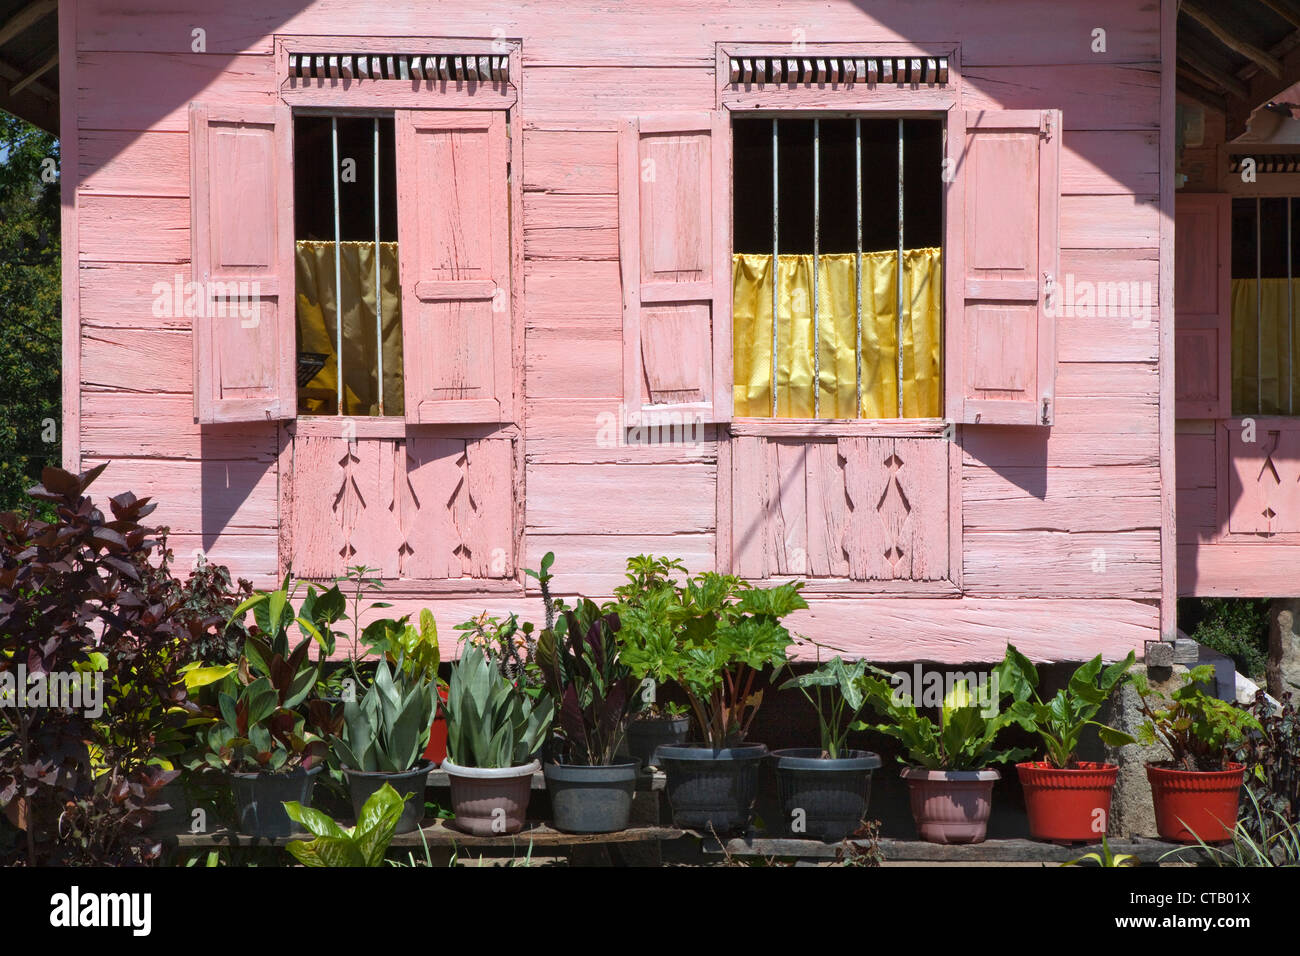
[900, 767, 1000, 844]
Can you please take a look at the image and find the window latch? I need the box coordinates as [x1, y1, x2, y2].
[1040, 111, 1054, 141]
[1042, 398, 1052, 425]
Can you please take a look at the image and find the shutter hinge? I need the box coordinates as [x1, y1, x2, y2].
[1040, 111, 1054, 141]
[1041, 398, 1052, 425]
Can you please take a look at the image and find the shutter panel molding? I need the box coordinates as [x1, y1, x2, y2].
[395, 109, 512, 425]
[619, 111, 732, 425]
[957, 109, 1061, 426]
[1173, 193, 1230, 418]
[190, 103, 295, 423]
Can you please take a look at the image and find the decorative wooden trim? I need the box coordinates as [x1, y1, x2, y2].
[276, 422, 294, 579]
[290, 417, 520, 441]
[1160, 0, 1178, 639]
[1214, 418, 1300, 544]
[508, 42, 526, 581]
[716, 41, 960, 112]
[58, 0, 79, 471]
[276, 36, 519, 109]
[729, 418, 949, 438]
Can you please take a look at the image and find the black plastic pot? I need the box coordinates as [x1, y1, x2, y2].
[152, 780, 190, 834]
[772, 748, 883, 841]
[543, 760, 639, 833]
[657, 743, 767, 832]
[229, 764, 322, 839]
[626, 716, 691, 769]
[342, 762, 432, 834]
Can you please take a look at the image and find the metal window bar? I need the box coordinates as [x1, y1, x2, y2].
[855, 118, 863, 416]
[373, 118, 384, 416]
[332, 117, 344, 415]
[771, 119, 779, 418]
[813, 118, 821, 419]
[896, 119, 905, 419]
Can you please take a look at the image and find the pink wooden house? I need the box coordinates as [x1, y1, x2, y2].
[27, 0, 1298, 667]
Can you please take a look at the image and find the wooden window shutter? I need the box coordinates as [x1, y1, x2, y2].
[395, 110, 512, 425]
[189, 103, 295, 423]
[1173, 193, 1230, 418]
[956, 109, 1061, 426]
[619, 112, 732, 425]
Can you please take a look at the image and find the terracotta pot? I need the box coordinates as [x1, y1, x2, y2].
[900, 767, 1000, 844]
[1017, 761, 1118, 843]
[1146, 762, 1244, 844]
[442, 758, 538, 836]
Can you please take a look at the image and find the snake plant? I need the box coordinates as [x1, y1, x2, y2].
[444, 643, 553, 768]
[330, 660, 436, 773]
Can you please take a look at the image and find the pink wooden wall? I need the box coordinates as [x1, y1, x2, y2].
[62, 0, 1174, 663]
[1173, 94, 1300, 598]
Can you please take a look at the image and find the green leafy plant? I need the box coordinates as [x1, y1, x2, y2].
[330, 659, 436, 773]
[199, 676, 326, 773]
[616, 559, 806, 748]
[1063, 835, 1138, 867]
[537, 592, 640, 766]
[455, 611, 543, 692]
[444, 643, 554, 768]
[996, 645, 1136, 768]
[856, 674, 1032, 771]
[284, 782, 406, 867]
[363, 608, 441, 686]
[779, 656, 876, 759]
[1132, 665, 1262, 772]
[1180, 597, 1270, 681]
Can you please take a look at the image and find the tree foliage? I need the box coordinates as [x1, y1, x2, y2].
[0, 114, 61, 514]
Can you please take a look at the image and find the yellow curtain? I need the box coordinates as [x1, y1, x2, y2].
[732, 249, 942, 419]
[1230, 278, 1300, 415]
[295, 240, 404, 416]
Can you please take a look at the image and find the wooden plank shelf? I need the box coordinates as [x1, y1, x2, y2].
[701, 835, 1213, 864]
[171, 819, 683, 849]
[426, 767, 666, 791]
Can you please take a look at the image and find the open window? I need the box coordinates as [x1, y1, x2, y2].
[293, 114, 402, 417]
[189, 104, 513, 427]
[731, 116, 944, 420]
[1230, 196, 1300, 415]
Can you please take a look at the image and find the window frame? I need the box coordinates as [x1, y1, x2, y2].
[713, 42, 964, 595]
[715, 42, 962, 439]
[271, 35, 525, 590]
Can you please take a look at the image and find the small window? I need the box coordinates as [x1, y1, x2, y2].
[294, 114, 403, 416]
[732, 116, 943, 420]
[1231, 196, 1300, 415]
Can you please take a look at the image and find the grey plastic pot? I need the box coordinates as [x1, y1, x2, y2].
[772, 748, 883, 841]
[229, 764, 322, 839]
[442, 758, 539, 836]
[543, 760, 639, 833]
[342, 762, 432, 834]
[657, 743, 767, 832]
[626, 716, 691, 769]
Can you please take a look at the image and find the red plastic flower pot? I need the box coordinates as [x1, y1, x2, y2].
[422, 686, 450, 766]
[1017, 761, 1118, 843]
[1146, 762, 1244, 844]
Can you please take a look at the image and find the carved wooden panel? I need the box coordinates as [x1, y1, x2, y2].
[290, 434, 515, 579]
[1225, 422, 1300, 536]
[730, 435, 950, 583]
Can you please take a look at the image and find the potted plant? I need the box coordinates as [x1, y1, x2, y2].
[858, 673, 1031, 844]
[1133, 665, 1262, 844]
[362, 608, 447, 766]
[997, 645, 1136, 843]
[537, 597, 642, 833]
[199, 675, 327, 838]
[774, 656, 883, 841]
[329, 658, 437, 834]
[618, 562, 807, 832]
[441, 643, 554, 836]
